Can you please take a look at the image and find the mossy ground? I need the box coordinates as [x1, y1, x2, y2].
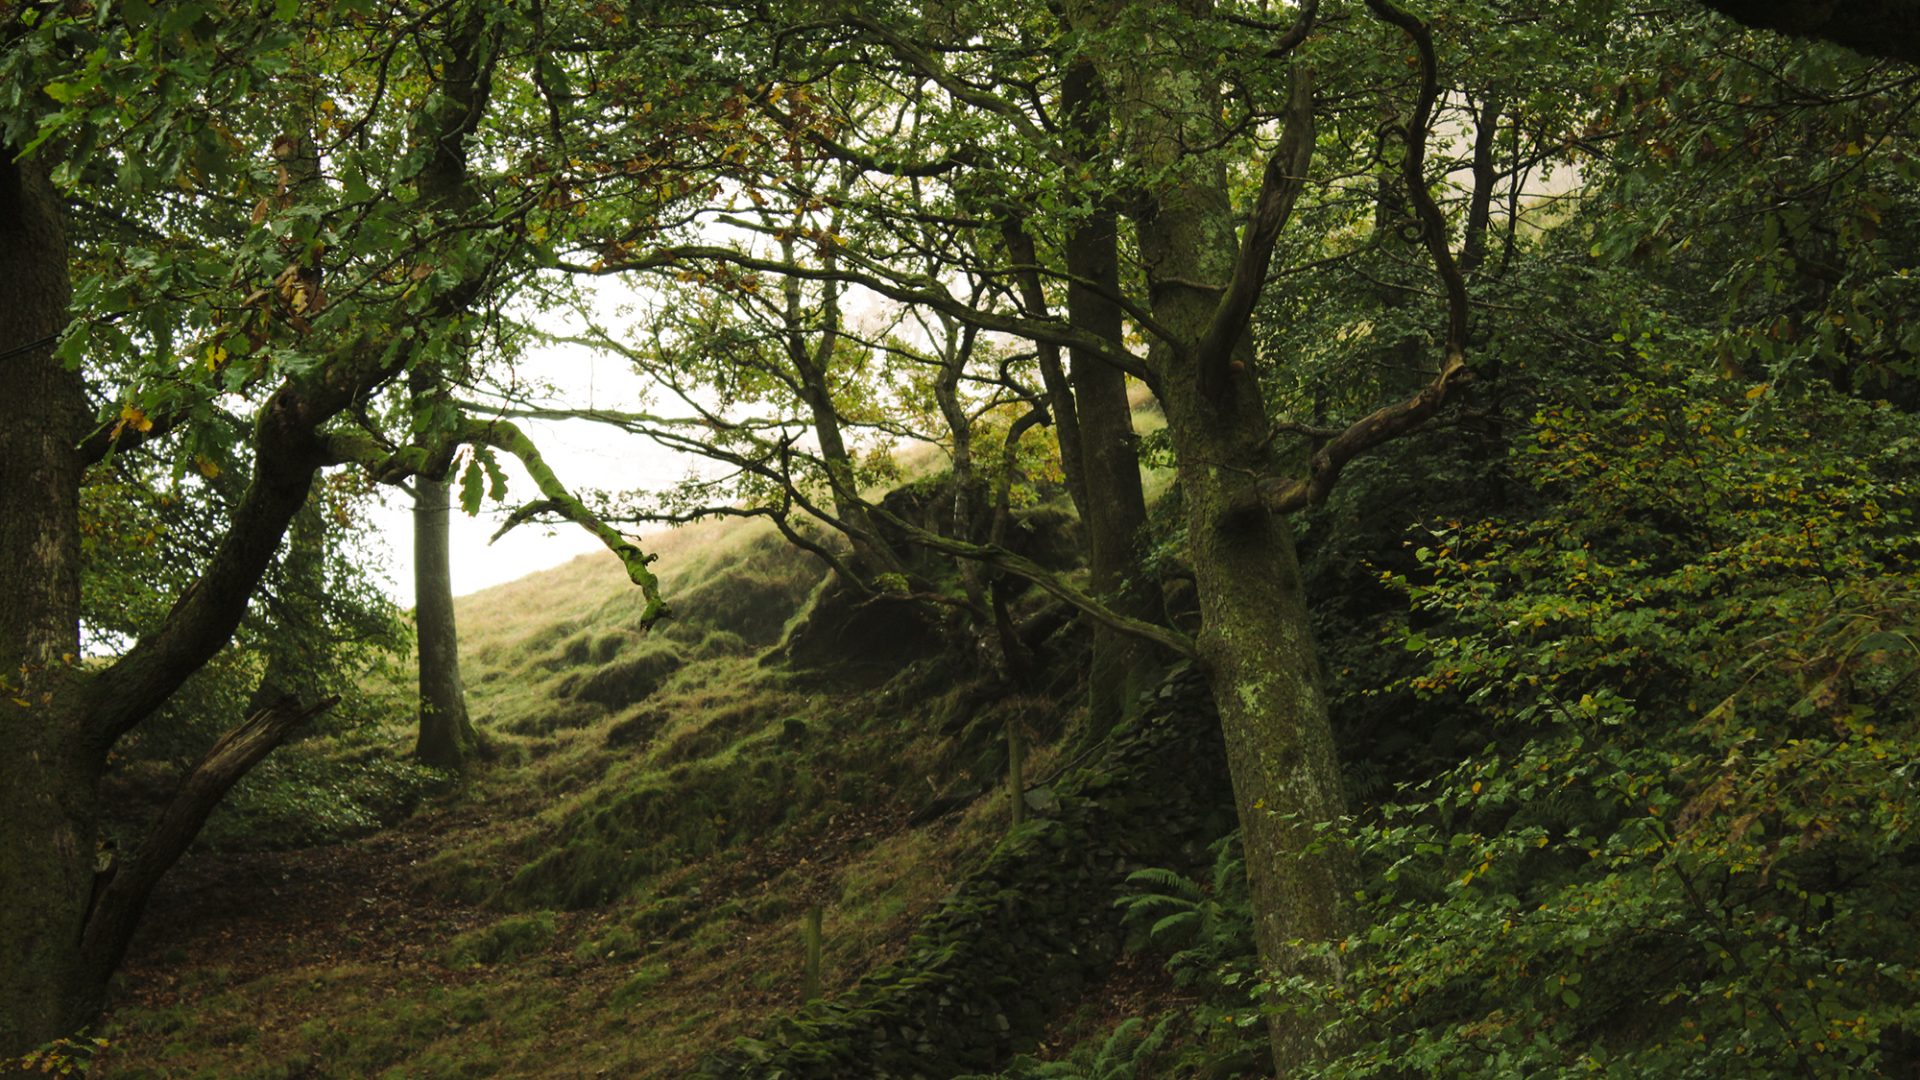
[91, 520, 1028, 1078]
[92, 402, 1209, 1079]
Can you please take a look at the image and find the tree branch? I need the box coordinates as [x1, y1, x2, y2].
[865, 503, 1198, 662]
[1198, 61, 1317, 386]
[78, 695, 339, 995]
[1260, 353, 1469, 514]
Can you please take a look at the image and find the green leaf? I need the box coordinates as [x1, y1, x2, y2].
[477, 447, 509, 503]
[459, 457, 484, 516]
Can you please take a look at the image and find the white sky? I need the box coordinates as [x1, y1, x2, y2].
[363, 335, 691, 606]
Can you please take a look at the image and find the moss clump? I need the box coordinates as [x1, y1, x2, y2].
[591, 630, 639, 664]
[499, 747, 827, 911]
[442, 911, 558, 967]
[565, 641, 686, 709]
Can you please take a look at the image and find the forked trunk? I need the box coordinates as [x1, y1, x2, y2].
[1093, 0, 1355, 1066]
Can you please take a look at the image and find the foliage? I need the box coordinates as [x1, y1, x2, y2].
[198, 742, 445, 852]
[1289, 362, 1920, 1076]
[9, 1036, 109, 1076]
[697, 668, 1233, 1079]
[1118, 835, 1253, 995]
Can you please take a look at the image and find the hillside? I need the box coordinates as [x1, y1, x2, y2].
[89, 503, 1229, 1079]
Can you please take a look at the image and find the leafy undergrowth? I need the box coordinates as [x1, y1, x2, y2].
[90, 517, 1047, 1078]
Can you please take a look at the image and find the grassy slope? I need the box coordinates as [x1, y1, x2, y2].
[92, 516, 1054, 1079]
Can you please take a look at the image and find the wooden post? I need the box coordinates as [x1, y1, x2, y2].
[1008, 718, 1026, 830]
[802, 904, 823, 1002]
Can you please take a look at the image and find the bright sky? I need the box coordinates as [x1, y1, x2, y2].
[364, 334, 693, 606]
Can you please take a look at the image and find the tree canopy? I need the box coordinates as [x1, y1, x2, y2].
[5, 0, 1920, 1075]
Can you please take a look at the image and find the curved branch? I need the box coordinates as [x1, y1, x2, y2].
[1365, 0, 1469, 361]
[562, 244, 1144, 379]
[1260, 354, 1469, 514]
[1199, 62, 1317, 385]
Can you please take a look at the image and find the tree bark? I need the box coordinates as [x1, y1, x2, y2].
[0, 145, 95, 1062]
[1061, 52, 1163, 738]
[413, 475, 477, 767]
[1094, 1, 1352, 1069]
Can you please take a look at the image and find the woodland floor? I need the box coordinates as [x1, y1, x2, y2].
[96, 778, 1193, 1078]
[96, 787, 954, 1078]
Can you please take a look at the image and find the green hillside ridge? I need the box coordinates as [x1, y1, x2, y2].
[89, 487, 1223, 1079]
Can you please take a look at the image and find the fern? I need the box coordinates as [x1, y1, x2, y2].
[956, 1017, 1177, 1080]
[1116, 834, 1253, 989]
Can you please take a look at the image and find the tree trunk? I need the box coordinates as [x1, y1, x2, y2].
[1158, 373, 1353, 1072]
[1063, 53, 1162, 738]
[786, 249, 908, 582]
[406, 9, 493, 771]
[413, 475, 477, 768]
[1096, 1, 1354, 1068]
[0, 148, 97, 1060]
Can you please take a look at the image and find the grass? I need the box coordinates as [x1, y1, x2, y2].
[91, 411, 1161, 1077]
[93, 529, 1005, 1078]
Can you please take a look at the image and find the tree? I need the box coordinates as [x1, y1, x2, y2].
[406, 7, 494, 770]
[0, 1, 670, 1053]
[549, 0, 1495, 1067]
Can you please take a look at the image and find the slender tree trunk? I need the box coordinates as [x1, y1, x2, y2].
[413, 475, 476, 767]
[933, 317, 988, 611]
[1063, 53, 1162, 737]
[406, 7, 494, 770]
[786, 248, 908, 582]
[0, 148, 97, 1060]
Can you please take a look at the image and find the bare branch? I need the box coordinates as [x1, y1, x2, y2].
[1261, 354, 1469, 514]
[1199, 63, 1317, 385]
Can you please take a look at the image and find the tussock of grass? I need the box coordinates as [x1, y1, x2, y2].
[560, 639, 685, 708]
[443, 912, 558, 967]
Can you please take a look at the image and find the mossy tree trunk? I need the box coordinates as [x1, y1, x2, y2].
[0, 144, 96, 1063]
[1088, 0, 1352, 1069]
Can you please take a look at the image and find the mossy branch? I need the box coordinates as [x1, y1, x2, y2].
[322, 421, 668, 626]
[864, 504, 1198, 662]
[463, 419, 667, 625]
